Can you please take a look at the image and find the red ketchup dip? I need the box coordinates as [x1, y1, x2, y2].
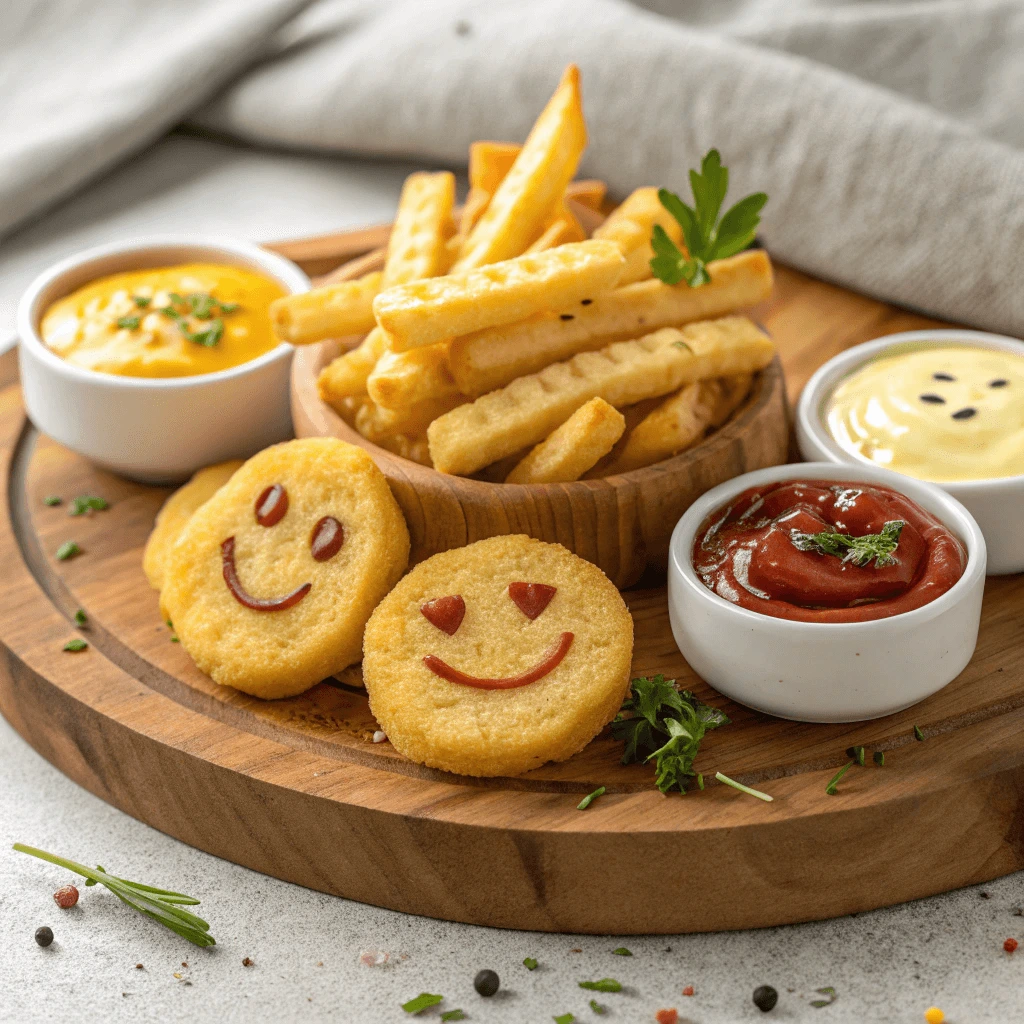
[691, 480, 967, 623]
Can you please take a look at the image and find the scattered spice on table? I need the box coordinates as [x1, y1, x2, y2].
[825, 762, 853, 795]
[873, 750, 885, 766]
[440, 1011, 466, 1021]
[577, 786, 606, 810]
[1004, 937, 1018, 953]
[611, 946, 632, 955]
[553, 1014, 574, 1024]
[523, 957, 538, 970]
[579, 978, 622, 992]
[682, 985, 694, 996]
[53, 884, 79, 908]
[56, 541, 81, 561]
[914, 724, 925, 741]
[402, 993, 443, 1015]
[34, 926, 53, 947]
[44, 495, 62, 507]
[474, 969, 500, 996]
[74, 608, 87, 627]
[589, 999, 606, 1014]
[570, 947, 582, 953]
[242, 957, 254, 966]
[655, 1010, 678, 1024]
[753, 985, 778, 1012]
[810, 985, 837, 1008]
[135, 963, 144, 970]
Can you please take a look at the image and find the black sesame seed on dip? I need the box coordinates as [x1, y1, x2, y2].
[753, 985, 778, 1012]
[952, 407, 977, 420]
[474, 969, 500, 996]
[919, 393, 946, 404]
[933, 372, 956, 382]
[990, 378, 1009, 388]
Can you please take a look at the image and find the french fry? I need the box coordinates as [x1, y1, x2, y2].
[505, 398, 625, 484]
[564, 178, 607, 212]
[372, 431, 433, 467]
[605, 374, 753, 474]
[453, 66, 587, 270]
[449, 249, 774, 396]
[375, 240, 625, 352]
[357, 392, 465, 441]
[382, 171, 456, 287]
[428, 317, 774, 476]
[460, 141, 522, 234]
[367, 343, 462, 409]
[525, 214, 582, 253]
[593, 187, 684, 285]
[270, 271, 381, 346]
[317, 326, 389, 401]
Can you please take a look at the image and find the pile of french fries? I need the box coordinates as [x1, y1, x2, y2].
[271, 65, 776, 483]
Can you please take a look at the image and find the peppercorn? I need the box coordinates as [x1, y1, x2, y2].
[753, 985, 778, 1012]
[53, 884, 79, 909]
[474, 969, 500, 997]
[34, 926, 54, 947]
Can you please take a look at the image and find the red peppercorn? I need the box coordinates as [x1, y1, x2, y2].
[682, 985, 695, 996]
[655, 1010, 679, 1024]
[1004, 937, 1018, 953]
[53, 885, 79, 909]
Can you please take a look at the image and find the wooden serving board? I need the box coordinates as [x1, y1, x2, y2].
[2, 242, 1023, 935]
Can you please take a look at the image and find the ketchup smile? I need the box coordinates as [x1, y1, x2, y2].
[423, 632, 574, 689]
[221, 536, 311, 611]
[691, 480, 966, 623]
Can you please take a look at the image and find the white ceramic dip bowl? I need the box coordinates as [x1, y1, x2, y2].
[795, 330, 1024, 575]
[667, 462, 986, 723]
[17, 235, 309, 484]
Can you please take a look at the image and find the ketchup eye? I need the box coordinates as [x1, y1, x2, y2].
[508, 582, 556, 620]
[310, 516, 344, 561]
[255, 484, 288, 526]
[421, 595, 465, 635]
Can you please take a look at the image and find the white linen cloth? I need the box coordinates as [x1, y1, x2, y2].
[3, 0, 1023, 334]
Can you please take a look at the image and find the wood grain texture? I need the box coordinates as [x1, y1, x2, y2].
[2, 231, 1022, 935]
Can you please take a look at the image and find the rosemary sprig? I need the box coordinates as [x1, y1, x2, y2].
[13, 844, 214, 947]
[790, 520, 905, 568]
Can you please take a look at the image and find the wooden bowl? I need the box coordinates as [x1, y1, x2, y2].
[291, 341, 789, 587]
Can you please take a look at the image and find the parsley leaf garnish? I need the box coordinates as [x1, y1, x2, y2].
[69, 495, 109, 517]
[651, 149, 767, 288]
[553, 1015, 575, 1024]
[440, 1011, 466, 1021]
[132, 295, 151, 308]
[523, 957, 538, 970]
[55, 541, 81, 561]
[63, 638, 88, 652]
[579, 978, 621, 993]
[790, 520, 905, 568]
[74, 609, 87, 627]
[589, 999, 606, 1015]
[116, 315, 140, 330]
[611, 947, 632, 956]
[611, 675, 729, 793]
[402, 993, 443, 1014]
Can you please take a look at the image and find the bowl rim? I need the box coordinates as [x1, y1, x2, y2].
[668, 460, 987, 634]
[16, 234, 310, 390]
[795, 329, 1024, 493]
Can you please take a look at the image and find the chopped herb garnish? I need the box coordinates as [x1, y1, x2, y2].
[914, 724, 925, 741]
[715, 771, 773, 802]
[402, 993, 443, 1015]
[440, 1012, 466, 1022]
[218, 301, 240, 314]
[13, 843, 214, 946]
[611, 947, 632, 956]
[44, 495, 62, 506]
[612, 675, 729, 793]
[579, 979, 622, 993]
[56, 541, 81, 561]
[69, 495, 109, 516]
[156, 292, 237, 347]
[181, 317, 224, 348]
[651, 150, 767, 288]
[810, 986, 837, 1008]
[74, 609, 87, 627]
[132, 295, 151, 308]
[790, 520, 905, 568]
[825, 762, 854, 796]
[159, 306, 182, 321]
[697, 773, 705, 790]
[63, 638, 88, 652]
[523, 957, 538, 970]
[577, 786, 606, 810]
[873, 750, 885, 766]
[846, 745, 866, 766]
[553, 1015, 575, 1024]
[589, 1000, 606, 1015]
[116, 315, 141, 330]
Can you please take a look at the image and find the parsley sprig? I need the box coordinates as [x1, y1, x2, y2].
[651, 150, 767, 288]
[13, 844, 214, 946]
[790, 520, 906, 568]
[611, 675, 729, 793]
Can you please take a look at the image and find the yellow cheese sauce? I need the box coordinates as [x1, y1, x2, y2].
[827, 344, 1024, 482]
[41, 263, 286, 378]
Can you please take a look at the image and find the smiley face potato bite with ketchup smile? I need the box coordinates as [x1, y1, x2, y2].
[362, 535, 634, 777]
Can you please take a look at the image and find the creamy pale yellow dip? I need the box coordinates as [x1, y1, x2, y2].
[827, 344, 1024, 482]
[41, 263, 286, 378]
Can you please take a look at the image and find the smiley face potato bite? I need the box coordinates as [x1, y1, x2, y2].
[363, 535, 634, 777]
[161, 438, 410, 699]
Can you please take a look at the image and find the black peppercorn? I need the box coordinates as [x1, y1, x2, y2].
[474, 968, 500, 996]
[753, 985, 778, 1012]
[35, 926, 54, 947]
